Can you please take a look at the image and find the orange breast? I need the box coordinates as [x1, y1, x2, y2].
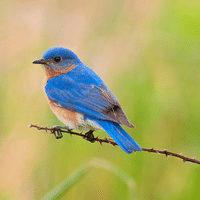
[43, 64, 75, 85]
[46, 94, 79, 125]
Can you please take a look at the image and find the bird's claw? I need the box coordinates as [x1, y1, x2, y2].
[83, 130, 96, 143]
[50, 125, 67, 139]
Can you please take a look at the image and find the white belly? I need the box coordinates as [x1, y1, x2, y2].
[57, 113, 103, 131]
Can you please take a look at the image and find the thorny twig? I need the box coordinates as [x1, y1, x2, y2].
[28, 124, 200, 165]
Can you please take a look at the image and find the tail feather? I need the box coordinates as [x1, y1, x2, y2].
[94, 119, 142, 153]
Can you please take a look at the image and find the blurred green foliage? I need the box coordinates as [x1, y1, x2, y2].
[0, 0, 200, 199]
[42, 158, 136, 200]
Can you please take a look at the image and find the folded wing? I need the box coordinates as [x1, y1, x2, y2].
[45, 69, 134, 128]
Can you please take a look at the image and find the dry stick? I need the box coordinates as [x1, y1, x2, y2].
[28, 124, 200, 165]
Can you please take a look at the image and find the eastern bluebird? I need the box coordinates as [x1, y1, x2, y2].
[33, 47, 142, 153]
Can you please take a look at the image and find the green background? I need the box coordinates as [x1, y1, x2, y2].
[0, 0, 200, 199]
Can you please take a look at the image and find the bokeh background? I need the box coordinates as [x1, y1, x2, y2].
[0, 0, 200, 199]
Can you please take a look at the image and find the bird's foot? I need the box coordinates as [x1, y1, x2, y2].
[83, 130, 96, 143]
[51, 125, 72, 139]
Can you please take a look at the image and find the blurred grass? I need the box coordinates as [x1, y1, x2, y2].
[0, 0, 200, 199]
[42, 158, 136, 200]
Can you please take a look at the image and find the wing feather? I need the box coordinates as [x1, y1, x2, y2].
[45, 68, 134, 128]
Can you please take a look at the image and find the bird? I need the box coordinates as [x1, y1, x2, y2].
[33, 47, 142, 153]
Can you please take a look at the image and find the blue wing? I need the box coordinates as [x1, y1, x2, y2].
[45, 65, 134, 127]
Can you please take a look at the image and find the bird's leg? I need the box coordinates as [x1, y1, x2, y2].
[51, 125, 72, 139]
[83, 130, 96, 143]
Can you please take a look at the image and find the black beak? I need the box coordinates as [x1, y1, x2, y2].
[32, 58, 46, 64]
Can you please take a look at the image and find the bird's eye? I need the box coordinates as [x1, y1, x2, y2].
[54, 56, 62, 62]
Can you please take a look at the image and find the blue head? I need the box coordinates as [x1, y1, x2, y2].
[33, 47, 82, 71]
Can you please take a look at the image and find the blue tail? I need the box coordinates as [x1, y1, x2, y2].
[87, 117, 142, 153]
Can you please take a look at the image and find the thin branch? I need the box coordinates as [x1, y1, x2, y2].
[28, 124, 200, 165]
